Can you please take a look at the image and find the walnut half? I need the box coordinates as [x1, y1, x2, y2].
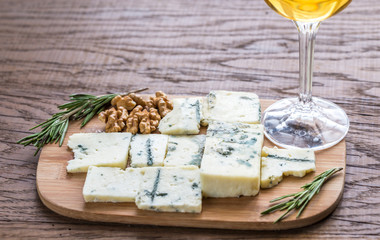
[98, 107, 128, 132]
[111, 95, 136, 110]
[148, 91, 173, 118]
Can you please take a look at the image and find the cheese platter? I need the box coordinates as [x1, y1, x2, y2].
[36, 96, 346, 230]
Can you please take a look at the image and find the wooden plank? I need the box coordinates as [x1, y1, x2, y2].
[0, 0, 379, 238]
[36, 99, 346, 230]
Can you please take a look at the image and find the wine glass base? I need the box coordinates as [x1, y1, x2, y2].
[261, 97, 349, 151]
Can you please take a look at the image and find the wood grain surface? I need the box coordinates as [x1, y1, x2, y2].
[0, 0, 379, 239]
[36, 99, 346, 231]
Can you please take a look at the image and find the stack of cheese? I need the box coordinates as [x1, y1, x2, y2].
[67, 90, 315, 214]
[67, 133, 205, 213]
[83, 165, 202, 213]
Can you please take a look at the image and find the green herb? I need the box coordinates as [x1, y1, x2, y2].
[261, 167, 343, 223]
[17, 87, 148, 155]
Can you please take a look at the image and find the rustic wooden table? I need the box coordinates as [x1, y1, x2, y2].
[1, 0, 379, 239]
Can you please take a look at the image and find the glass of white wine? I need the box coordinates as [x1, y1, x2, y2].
[261, 0, 351, 150]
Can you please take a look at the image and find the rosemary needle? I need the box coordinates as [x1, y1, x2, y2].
[261, 167, 343, 223]
[17, 87, 148, 155]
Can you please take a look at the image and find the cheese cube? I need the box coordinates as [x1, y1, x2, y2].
[200, 121, 264, 197]
[67, 132, 132, 173]
[159, 97, 203, 134]
[164, 135, 206, 167]
[135, 166, 202, 213]
[202, 90, 261, 126]
[261, 147, 316, 188]
[130, 134, 168, 167]
[83, 166, 144, 202]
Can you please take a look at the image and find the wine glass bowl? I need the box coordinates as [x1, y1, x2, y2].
[264, 0, 352, 22]
[263, 97, 349, 150]
[261, 0, 351, 150]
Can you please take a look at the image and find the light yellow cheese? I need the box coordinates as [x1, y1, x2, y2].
[200, 121, 264, 197]
[129, 134, 168, 167]
[135, 166, 202, 213]
[67, 132, 132, 173]
[202, 90, 261, 126]
[261, 146, 316, 188]
[158, 97, 202, 134]
[164, 135, 206, 167]
[82, 166, 144, 202]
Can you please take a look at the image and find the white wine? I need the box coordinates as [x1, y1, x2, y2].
[264, 0, 351, 22]
[262, 0, 351, 150]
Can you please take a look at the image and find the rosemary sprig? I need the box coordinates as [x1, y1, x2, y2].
[261, 167, 343, 223]
[17, 87, 148, 155]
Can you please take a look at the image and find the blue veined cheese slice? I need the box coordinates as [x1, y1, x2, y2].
[135, 166, 202, 213]
[130, 134, 168, 167]
[201, 90, 261, 126]
[164, 135, 206, 167]
[67, 132, 132, 173]
[158, 97, 203, 134]
[200, 121, 264, 197]
[261, 146, 316, 188]
[83, 166, 144, 202]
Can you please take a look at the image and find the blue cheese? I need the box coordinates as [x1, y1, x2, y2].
[135, 166, 202, 213]
[200, 121, 264, 197]
[164, 135, 206, 167]
[158, 97, 203, 134]
[130, 134, 168, 167]
[83, 166, 144, 202]
[261, 146, 316, 188]
[202, 90, 261, 126]
[67, 133, 132, 173]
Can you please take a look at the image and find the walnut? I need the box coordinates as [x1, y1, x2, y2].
[155, 91, 166, 98]
[149, 108, 161, 128]
[145, 98, 155, 110]
[126, 114, 139, 134]
[125, 105, 143, 134]
[98, 107, 128, 132]
[139, 110, 152, 134]
[111, 95, 136, 110]
[149, 91, 173, 117]
[128, 93, 147, 107]
[124, 106, 161, 134]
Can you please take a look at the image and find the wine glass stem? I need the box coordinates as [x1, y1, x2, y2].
[294, 21, 321, 105]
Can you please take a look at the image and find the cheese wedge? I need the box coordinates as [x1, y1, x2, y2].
[260, 146, 316, 188]
[67, 132, 132, 173]
[83, 166, 144, 202]
[200, 121, 264, 197]
[130, 134, 168, 167]
[158, 97, 203, 134]
[164, 135, 206, 167]
[202, 90, 261, 126]
[135, 166, 202, 213]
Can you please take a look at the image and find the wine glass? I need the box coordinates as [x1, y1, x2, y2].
[261, 0, 351, 150]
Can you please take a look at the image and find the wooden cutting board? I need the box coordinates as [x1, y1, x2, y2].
[36, 99, 346, 230]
